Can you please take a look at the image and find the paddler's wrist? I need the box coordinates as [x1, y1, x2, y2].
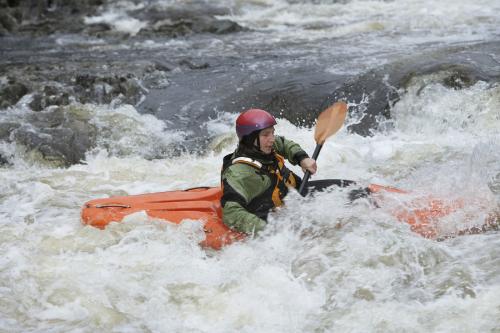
[293, 151, 309, 165]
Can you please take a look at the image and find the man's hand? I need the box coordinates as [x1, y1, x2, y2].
[300, 157, 317, 175]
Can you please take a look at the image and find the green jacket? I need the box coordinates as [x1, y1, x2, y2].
[221, 136, 308, 235]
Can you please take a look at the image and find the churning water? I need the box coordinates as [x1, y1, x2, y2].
[1, 0, 500, 332]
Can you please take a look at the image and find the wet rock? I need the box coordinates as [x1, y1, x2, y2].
[206, 19, 243, 34]
[427, 65, 482, 90]
[141, 42, 500, 141]
[28, 94, 45, 112]
[217, 69, 346, 127]
[135, 3, 245, 38]
[0, 154, 7, 165]
[148, 19, 194, 38]
[134, 1, 229, 23]
[11, 106, 98, 166]
[83, 22, 112, 37]
[0, 11, 18, 32]
[179, 59, 209, 70]
[4, 0, 21, 6]
[13, 128, 69, 165]
[0, 0, 243, 38]
[152, 61, 173, 73]
[324, 44, 500, 136]
[0, 79, 29, 109]
[138, 63, 345, 151]
[73, 73, 146, 105]
[324, 68, 397, 136]
[27, 107, 65, 128]
[28, 85, 71, 111]
[0, 58, 155, 112]
[0, 0, 102, 36]
[0, 121, 20, 140]
[146, 17, 244, 37]
[140, 62, 172, 89]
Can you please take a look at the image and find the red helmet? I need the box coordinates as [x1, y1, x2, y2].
[236, 108, 277, 141]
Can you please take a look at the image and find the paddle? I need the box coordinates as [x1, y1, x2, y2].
[297, 101, 348, 196]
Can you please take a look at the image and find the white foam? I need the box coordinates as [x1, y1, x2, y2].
[219, 0, 500, 46]
[85, 11, 147, 36]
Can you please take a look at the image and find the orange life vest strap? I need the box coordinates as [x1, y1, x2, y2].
[230, 153, 297, 208]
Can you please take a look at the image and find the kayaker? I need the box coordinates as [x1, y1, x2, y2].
[220, 108, 319, 235]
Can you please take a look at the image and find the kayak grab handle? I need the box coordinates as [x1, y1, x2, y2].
[92, 204, 131, 208]
[184, 186, 211, 191]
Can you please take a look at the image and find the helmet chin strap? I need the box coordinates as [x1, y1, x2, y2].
[241, 131, 272, 155]
[253, 136, 261, 151]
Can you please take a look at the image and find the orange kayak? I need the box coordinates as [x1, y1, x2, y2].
[368, 184, 463, 239]
[81, 184, 495, 249]
[81, 187, 245, 250]
[368, 184, 500, 238]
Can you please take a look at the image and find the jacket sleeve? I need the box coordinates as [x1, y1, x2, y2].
[273, 135, 309, 165]
[221, 164, 270, 235]
[222, 201, 267, 235]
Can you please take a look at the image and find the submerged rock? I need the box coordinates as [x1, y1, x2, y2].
[323, 43, 500, 136]
[143, 42, 500, 139]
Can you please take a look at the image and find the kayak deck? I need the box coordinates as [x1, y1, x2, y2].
[81, 187, 244, 249]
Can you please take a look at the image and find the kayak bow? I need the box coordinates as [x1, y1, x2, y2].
[81, 187, 244, 249]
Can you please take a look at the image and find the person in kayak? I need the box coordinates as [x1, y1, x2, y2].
[221, 109, 354, 235]
[220, 108, 318, 235]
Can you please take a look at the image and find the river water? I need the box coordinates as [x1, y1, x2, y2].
[1, 0, 500, 332]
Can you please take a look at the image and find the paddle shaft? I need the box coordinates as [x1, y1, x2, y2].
[298, 143, 323, 195]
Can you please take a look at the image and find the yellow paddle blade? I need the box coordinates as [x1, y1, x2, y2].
[314, 101, 348, 144]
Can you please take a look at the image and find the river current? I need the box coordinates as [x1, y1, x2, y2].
[1, 0, 500, 332]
